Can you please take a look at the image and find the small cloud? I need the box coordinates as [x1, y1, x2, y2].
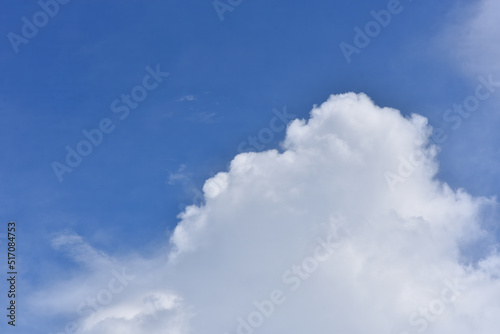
[167, 164, 190, 185]
[187, 111, 217, 123]
[51, 232, 113, 268]
[177, 95, 197, 102]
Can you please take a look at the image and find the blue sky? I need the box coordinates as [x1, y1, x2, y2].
[1, 0, 500, 333]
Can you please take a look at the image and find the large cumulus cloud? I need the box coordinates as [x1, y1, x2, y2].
[31, 93, 500, 334]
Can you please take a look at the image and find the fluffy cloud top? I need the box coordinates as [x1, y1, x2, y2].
[31, 93, 500, 334]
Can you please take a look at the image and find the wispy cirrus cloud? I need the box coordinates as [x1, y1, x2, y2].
[177, 95, 197, 102]
[438, 0, 500, 76]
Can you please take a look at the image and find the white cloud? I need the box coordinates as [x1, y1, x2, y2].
[32, 93, 500, 333]
[177, 95, 197, 102]
[51, 233, 115, 269]
[167, 164, 190, 186]
[439, 0, 500, 75]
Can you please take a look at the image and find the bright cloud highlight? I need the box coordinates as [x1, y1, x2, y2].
[32, 93, 500, 334]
